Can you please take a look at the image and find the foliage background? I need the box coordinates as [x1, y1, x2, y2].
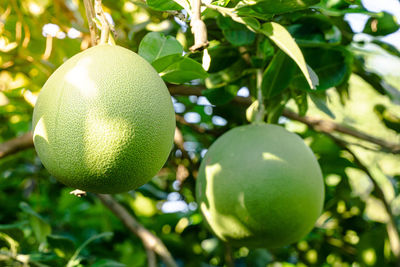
[0, 0, 400, 266]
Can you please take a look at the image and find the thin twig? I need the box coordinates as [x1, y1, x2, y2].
[189, 0, 209, 52]
[0, 132, 33, 158]
[176, 114, 215, 135]
[83, 0, 97, 46]
[224, 242, 235, 267]
[145, 249, 157, 267]
[325, 132, 400, 263]
[168, 84, 400, 154]
[282, 109, 400, 154]
[174, 127, 193, 163]
[174, 127, 192, 183]
[96, 194, 178, 267]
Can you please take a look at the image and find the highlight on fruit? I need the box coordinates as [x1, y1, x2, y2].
[32, 44, 176, 194]
[196, 123, 325, 248]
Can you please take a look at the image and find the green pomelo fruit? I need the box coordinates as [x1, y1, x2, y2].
[196, 123, 324, 248]
[32, 44, 176, 194]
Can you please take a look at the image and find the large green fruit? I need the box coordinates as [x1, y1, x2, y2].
[32, 44, 175, 193]
[196, 123, 324, 248]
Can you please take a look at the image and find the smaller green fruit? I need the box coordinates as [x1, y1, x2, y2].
[196, 123, 325, 248]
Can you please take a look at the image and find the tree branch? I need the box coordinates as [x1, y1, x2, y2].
[1, 85, 399, 160]
[0, 132, 33, 158]
[83, 0, 97, 46]
[169, 84, 400, 154]
[189, 0, 209, 52]
[175, 114, 217, 135]
[282, 109, 400, 154]
[96, 194, 178, 267]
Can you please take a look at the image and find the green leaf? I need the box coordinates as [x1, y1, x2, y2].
[152, 54, 182, 73]
[258, 22, 318, 90]
[235, 5, 274, 20]
[309, 93, 336, 119]
[259, 38, 275, 60]
[66, 232, 113, 267]
[138, 32, 183, 64]
[0, 232, 19, 254]
[172, 0, 191, 12]
[0, 222, 27, 242]
[287, 15, 342, 46]
[363, 12, 400, 37]
[261, 51, 296, 99]
[316, 4, 376, 17]
[291, 47, 352, 91]
[47, 235, 75, 258]
[19, 202, 51, 244]
[207, 43, 241, 73]
[146, 0, 183, 11]
[205, 60, 249, 89]
[265, 94, 290, 123]
[91, 259, 126, 267]
[203, 84, 240, 105]
[217, 15, 256, 46]
[371, 39, 400, 58]
[160, 57, 208, 84]
[291, 90, 309, 116]
[236, 0, 320, 15]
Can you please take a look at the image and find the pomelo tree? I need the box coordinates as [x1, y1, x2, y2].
[0, 0, 400, 266]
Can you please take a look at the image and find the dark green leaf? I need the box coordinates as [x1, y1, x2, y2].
[291, 47, 352, 90]
[146, 0, 183, 11]
[235, 5, 274, 20]
[207, 44, 241, 73]
[205, 59, 249, 89]
[363, 12, 399, 36]
[67, 232, 113, 267]
[236, 0, 320, 15]
[217, 16, 256, 46]
[47, 235, 75, 258]
[262, 51, 296, 99]
[288, 15, 342, 46]
[291, 90, 308, 116]
[259, 38, 275, 60]
[160, 57, 208, 84]
[0, 222, 27, 242]
[371, 39, 400, 58]
[265, 93, 289, 123]
[203, 84, 240, 105]
[373, 104, 400, 132]
[259, 22, 319, 89]
[309, 93, 336, 118]
[138, 32, 183, 63]
[151, 54, 182, 73]
[91, 259, 126, 267]
[19, 202, 51, 244]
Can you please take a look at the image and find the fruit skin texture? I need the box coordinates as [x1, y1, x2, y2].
[196, 123, 324, 248]
[32, 44, 175, 194]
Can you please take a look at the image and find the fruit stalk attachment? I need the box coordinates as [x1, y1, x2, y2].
[189, 0, 209, 52]
[255, 39, 266, 123]
[83, 0, 97, 46]
[94, 0, 110, 44]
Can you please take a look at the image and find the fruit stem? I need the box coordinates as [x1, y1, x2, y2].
[83, 0, 97, 46]
[255, 38, 266, 123]
[95, 0, 110, 45]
